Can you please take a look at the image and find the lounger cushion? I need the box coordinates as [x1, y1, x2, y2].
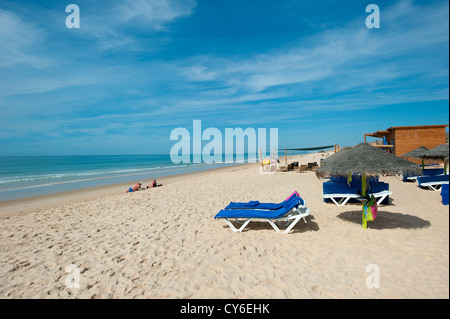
[403, 168, 445, 182]
[417, 174, 449, 187]
[422, 168, 445, 176]
[224, 193, 304, 210]
[441, 184, 449, 205]
[225, 201, 284, 210]
[215, 196, 302, 219]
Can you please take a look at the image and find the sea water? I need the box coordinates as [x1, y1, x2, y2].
[0, 150, 314, 201]
[0, 154, 240, 201]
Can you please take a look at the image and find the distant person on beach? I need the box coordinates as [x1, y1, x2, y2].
[126, 181, 142, 192]
[147, 179, 162, 188]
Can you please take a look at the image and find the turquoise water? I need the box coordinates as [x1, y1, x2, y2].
[0, 155, 239, 201]
[0, 150, 313, 201]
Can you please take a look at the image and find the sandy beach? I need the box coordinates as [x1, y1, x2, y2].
[0, 152, 448, 299]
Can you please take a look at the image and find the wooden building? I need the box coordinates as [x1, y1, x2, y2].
[364, 124, 449, 164]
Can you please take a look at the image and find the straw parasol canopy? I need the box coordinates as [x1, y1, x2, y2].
[418, 144, 449, 174]
[401, 146, 429, 159]
[316, 143, 423, 229]
[401, 145, 429, 169]
[320, 146, 352, 165]
[417, 144, 449, 159]
[316, 143, 423, 179]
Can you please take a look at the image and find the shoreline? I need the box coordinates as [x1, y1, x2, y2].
[0, 160, 242, 202]
[0, 152, 318, 218]
[0, 161, 256, 218]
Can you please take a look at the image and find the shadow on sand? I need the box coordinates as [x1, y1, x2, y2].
[337, 210, 431, 230]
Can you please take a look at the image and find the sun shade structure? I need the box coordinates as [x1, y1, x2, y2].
[401, 146, 429, 169]
[320, 146, 352, 166]
[316, 143, 423, 229]
[418, 144, 449, 174]
[401, 146, 429, 159]
[316, 143, 422, 179]
[418, 144, 449, 159]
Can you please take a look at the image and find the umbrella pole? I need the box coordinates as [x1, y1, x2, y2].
[361, 173, 367, 229]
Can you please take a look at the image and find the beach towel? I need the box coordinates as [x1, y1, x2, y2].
[363, 195, 377, 221]
[225, 191, 302, 210]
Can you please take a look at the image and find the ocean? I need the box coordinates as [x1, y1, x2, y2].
[0, 150, 314, 201]
[0, 155, 242, 201]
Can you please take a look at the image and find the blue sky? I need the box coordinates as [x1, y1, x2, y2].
[0, 0, 448, 155]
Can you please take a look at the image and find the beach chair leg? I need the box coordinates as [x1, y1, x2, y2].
[376, 195, 387, 206]
[331, 197, 350, 206]
[276, 208, 310, 234]
[224, 219, 251, 232]
[268, 220, 281, 233]
[268, 218, 299, 234]
[341, 197, 351, 206]
[284, 216, 302, 234]
[329, 197, 341, 206]
[282, 210, 310, 234]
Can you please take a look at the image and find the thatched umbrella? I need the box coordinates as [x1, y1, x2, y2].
[401, 146, 429, 169]
[320, 146, 352, 166]
[316, 143, 422, 178]
[418, 144, 449, 174]
[401, 146, 429, 158]
[316, 143, 422, 229]
[419, 144, 449, 158]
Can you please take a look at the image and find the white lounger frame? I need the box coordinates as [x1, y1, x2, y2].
[419, 181, 449, 191]
[219, 206, 310, 234]
[323, 190, 392, 207]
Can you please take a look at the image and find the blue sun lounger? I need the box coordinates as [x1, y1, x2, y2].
[403, 168, 445, 182]
[215, 196, 310, 234]
[417, 174, 449, 191]
[322, 180, 391, 206]
[441, 184, 449, 205]
[224, 191, 303, 210]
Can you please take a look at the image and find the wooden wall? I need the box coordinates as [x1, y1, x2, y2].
[394, 127, 447, 164]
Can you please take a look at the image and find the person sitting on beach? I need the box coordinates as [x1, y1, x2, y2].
[147, 179, 162, 188]
[127, 181, 142, 192]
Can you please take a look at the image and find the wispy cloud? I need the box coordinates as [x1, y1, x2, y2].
[118, 0, 196, 29]
[175, 0, 448, 111]
[0, 9, 50, 68]
[74, 0, 197, 51]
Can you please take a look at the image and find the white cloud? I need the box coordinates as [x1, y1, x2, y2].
[77, 0, 197, 51]
[118, 0, 196, 29]
[183, 66, 217, 81]
[0, 9, 50, 68]
[176, 0, 448, 111]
